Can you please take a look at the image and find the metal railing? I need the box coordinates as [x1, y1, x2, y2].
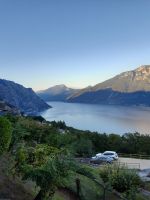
[118, 153, 150, 160]
[116, 161, 141, 169]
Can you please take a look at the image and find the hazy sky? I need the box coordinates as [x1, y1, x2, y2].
[1, 0, 150, 91]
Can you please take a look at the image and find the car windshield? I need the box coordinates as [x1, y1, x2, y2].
[104, 153, 114, 156]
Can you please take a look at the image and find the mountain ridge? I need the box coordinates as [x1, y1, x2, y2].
[37, 84, 79, 101]
[68, 65, 150, 106]
[0, 79, 51, 114]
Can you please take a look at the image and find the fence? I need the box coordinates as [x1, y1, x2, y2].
[76, 157, 141, 169]
[76, 177, 128, 200]
[117, 161, 141, 169]
[118, 153, 150, 160]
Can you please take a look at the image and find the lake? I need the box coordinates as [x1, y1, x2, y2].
[41, 101, 150, 135]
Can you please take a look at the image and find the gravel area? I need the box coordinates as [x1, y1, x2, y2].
[118, 157, 150, 170]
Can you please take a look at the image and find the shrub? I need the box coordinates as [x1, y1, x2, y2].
[98, 166, 110, 183]
[110, 168, 140, 193]
[99, 164, 141, 193]
[0, 117, 12, 154]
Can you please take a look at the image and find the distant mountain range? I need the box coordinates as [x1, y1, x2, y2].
[68, 65, 150, 106]
[37, 65, 150, 107]
[37, 84, 79, 101]
[0, 79, 50, 114]
[1, 65, 150, 114]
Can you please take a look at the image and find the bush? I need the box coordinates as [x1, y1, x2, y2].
[73, 138, 93, 157]
[0, 117, 12, 154]
[99, 164, 141, 193]
[98, 166, 110, 183]
[110, 168, 140, 193]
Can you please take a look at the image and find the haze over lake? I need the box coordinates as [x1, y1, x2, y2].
[41, 102, 150, 135]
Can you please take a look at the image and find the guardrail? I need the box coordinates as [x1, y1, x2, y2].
[118, 153, 150, 160]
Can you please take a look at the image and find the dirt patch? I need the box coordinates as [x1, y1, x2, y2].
[0, 174, 33, 200]
[56, 188, 79, 200]
[0, 154, 33, 200]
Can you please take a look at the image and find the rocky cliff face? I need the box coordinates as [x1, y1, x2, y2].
[68, 65, 150, 106]
[0, 101, 21, 115]
[0, 79, 51, 114]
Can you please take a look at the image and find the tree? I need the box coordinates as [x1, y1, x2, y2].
[73, 137, 93, 157]
[24, 149, 74, 200]
[0, 117, 12, 154]
[14, 144, 68, 200]
[121, 132, 140, 154]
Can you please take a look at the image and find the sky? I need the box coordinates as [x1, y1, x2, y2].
[1, 0, 150, 91]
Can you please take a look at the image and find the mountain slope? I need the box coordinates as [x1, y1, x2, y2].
[37, 84, 79, 101]
[0, 100, 21, 115]
[0, 79, 50, 114]
[68, 65, 150, 106]
[93, 65, 150, 92]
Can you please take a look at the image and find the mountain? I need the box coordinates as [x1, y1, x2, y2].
[68, 65, 150, 106]
[0, 79, 51, 114]
[37, 84, 79, 101]
[0, 100, 21, 116]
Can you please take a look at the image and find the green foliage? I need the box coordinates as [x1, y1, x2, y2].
[73, 137, 93, 157]
[51, 121, 67, 129]
[24, 150, 76, 200]
[27, 115, 46, 123]
[15, 145, 28, 164]
[1, 115, 147, 200]
[52, 193, 65, 200]
[110, 168, 140, 193]
[136, 193, 150, 200]
[99, 164, 141, 194]
[123, 187, 137, 200]
[63, 173, 98, 200]
[6, 115, 150, 157]
[98, 166, 110, 183]
[0, 117, 12, 154]
[11, 121, 30, 146]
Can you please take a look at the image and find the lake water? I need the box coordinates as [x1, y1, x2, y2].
[41, 101, 150, 135]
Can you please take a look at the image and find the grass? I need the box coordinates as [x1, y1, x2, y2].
[66, 173, 102, 200]
[61, 164, 123, 200]
[136, 193, 150, 200]
[53, 192, 65, 200]
[143, 181, 150, 191]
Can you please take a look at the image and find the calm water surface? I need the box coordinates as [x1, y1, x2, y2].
[41, 102, 150, 134]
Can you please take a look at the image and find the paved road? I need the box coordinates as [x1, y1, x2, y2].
[77, 157, 150, 170]
[119, 157, 150, 170]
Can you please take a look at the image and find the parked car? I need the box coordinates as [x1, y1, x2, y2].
[90, 155, 114, 164]
[91, 153, 102, 159]
[103, 151, 118, 160]
[96, 153, 102, 157]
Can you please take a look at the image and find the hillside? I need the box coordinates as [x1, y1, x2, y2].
[0, 115, 149, 200]
[0, 101, 20, 115]
[0, 79, 50, 114]
[37, 84, 79, 101]
[68, 65, 150, 106]
[93, 65, 150, 92]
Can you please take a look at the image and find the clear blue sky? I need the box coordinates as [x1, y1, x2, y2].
[1, 0, 150, 91]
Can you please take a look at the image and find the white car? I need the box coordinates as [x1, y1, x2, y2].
[96, 153, 102, 157]
[103, 151, 118, 160]
[91, 153, 102, 159]
[90, 155, 114, 164]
